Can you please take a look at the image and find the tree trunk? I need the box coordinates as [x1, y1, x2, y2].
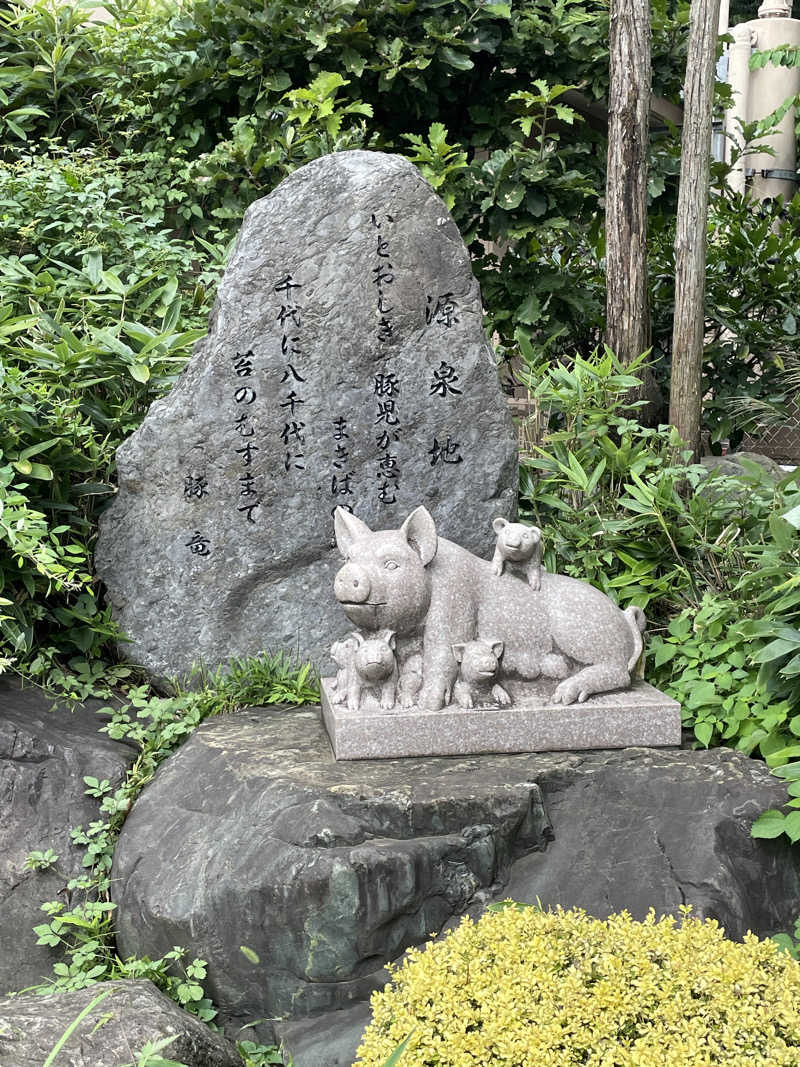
[669, 0, 722, 459]
[605, 0, 652, 373]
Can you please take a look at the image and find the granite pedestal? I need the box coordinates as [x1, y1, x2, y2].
[321, 678, 681, 760]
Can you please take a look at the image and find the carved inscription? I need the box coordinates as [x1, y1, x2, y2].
[370, 213, 402, 506]
[275, 273, 307, 476]
[182, 207, 472, 561]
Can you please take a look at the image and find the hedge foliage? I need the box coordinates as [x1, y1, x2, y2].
[356, 903, 800, 1065]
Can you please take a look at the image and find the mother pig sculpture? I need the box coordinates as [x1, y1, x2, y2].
[333, 505, 645, 710]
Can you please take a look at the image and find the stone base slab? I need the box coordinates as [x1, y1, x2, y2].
[321, 679, 682, 760]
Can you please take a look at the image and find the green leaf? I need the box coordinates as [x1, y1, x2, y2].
[653, 642, 677, 667]
[128, 363, 150, 383]
[439, 46, 473, 71]
[516, 292, 541, 325]
[685, 681, 718, 709]
[753, 636, 800, 663]
[341, 47, 367, 77]
[18, 438, 61, 461]
[99, 269, 126, 296]
[27, 462, 54, 481]
[382, 1031, 415, 1066]
[771, 932, 798, 958]
[498, 183, 525, 210]
[772, 761, 800, 780]
[782, 503, 800, 530]
[240, 945, 260, 964]
[85, 250, 102, 285]
[750, 809, 787, 838]
[784, 810, 800, 842]
[694, 721, 714, 747]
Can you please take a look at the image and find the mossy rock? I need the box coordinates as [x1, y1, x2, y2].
[356, 904, 800, 1065]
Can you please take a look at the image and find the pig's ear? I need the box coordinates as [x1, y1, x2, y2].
[349, 630, 364, 646]
[492, 516, 508, 534]
[451, 643, 465, 664]
[401, 506, 438, 565]
[380, 629, 397, 650]
[334, 507, 372, 558]
[489, 639, 505, 660]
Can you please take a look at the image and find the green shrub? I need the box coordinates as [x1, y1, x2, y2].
[518, 349, 796, 621]
[650, 190, 800, 449]
[520, 351, 800, 842]
[357, 903, 800, 1065]
[0, 143, 218, 668]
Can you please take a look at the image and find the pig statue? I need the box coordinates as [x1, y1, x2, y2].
[333, 505, 645, 711]
[452, 639, 512, 709]
[348, 630, 398, 712]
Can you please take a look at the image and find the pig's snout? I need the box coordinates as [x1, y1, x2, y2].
[334, 564, 372, 604]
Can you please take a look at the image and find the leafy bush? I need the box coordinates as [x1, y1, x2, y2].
[518, 349, 798, 620]
[650, 190, 800, 449]
[520, 351, 800, 842]
[356, 903, 800, 1065]
[0, 143, 216, 668]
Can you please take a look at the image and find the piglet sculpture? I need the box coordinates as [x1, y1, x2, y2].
[333, 506, 645, 711]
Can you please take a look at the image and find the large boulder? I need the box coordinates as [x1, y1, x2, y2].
[111, 706, 800, 1065]
[95, 150, 518, 683]
[0, 980, 240, 1066]
[0, 680, 135, 994]
[113, 706, 552, 1037]
[505, 744, 800, 935]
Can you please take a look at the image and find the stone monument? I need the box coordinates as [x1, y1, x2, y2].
[95, 151, 517, 681]
[321, 506, 681, 758]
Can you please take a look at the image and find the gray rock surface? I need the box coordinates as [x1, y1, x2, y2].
[111, 706, 800, 1064]
[95, 151, 517, 682]
[699, 450, 786, 481]
[0, 680, 135, 994]
[504, 744, 800, 936]
[112, 707, 553, 1036]
[0, 980, 240, 1066]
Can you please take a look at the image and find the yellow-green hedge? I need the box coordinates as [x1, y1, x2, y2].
[355, 905, 800, 1066]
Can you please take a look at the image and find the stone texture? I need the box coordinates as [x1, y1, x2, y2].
[0, 980, 241, 1066]
[95, 151, 517, 682]
[0, 679, 135, 994]
[505, 745, 800, 940]
[321, 678, 681, 759]
[112, 706, 554, 1037]
[273, 1002, 374, 1067]
[699, 450, 786, 481]
[111, 705, 800, 1061]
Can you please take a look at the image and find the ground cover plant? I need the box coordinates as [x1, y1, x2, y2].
[356, 902, 800, 1065]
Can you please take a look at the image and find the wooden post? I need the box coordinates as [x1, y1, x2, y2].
[669, 0, 722, 458]
[605, 0, 652, 377]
